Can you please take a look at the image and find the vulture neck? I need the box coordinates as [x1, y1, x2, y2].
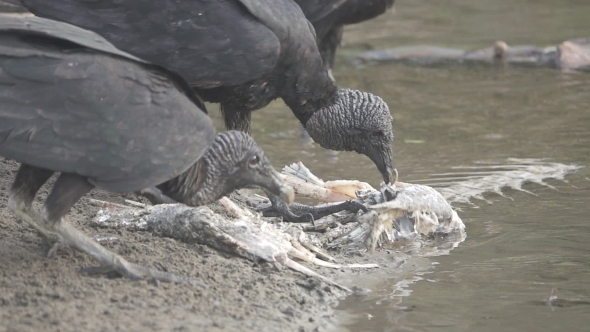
[156, 161, 219, 207]
[281, 69, 339, 126]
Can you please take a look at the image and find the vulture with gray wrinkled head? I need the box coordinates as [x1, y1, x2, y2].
[16, 0, 398, 221]
[0, 15, 293, 286]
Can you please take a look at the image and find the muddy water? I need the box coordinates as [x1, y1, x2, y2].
[208, 0, 590, 330]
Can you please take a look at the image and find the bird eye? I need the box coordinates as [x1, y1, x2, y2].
[371, 131, 383, 138]
[249, 155, 260, 165]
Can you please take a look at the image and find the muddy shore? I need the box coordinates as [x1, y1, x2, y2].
[0, 157, 358, 332]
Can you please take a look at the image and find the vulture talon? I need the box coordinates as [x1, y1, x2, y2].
[283, 211, 315, 224]
[261, 207, 315, 224]
[46, 239, 68, 258]
[136, 187, 178, 205]
[262, 189, 367, 223]
[79, 265, 123, 279]
[344, 200, 369, 213]
[79, 261, 208, 288]
[262, 190, 315, 224]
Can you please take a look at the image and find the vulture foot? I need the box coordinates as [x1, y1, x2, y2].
[8, 195, 65, 256]
[54, 219, 208, 288]
[261, 195, 367, 224]
[136, 187, 177, 205]
[9, 184, 206, 287]
[260, 192, 315, 223]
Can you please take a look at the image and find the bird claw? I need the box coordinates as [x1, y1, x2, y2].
[261, 206, 315, 224]
[80, 262, 208, 288]
[292, 200, 367, 221]
[381, 186, 398, 201]
[79, 265, 122, 278]
[284, 212, 315, 224]
[344, 200, 369, 213]
[46, 236, 67, 258]
[262, 199, 367, 224]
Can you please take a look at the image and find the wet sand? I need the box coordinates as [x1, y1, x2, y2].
[0, 157, 347, 332]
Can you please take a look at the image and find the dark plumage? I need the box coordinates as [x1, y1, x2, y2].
[18, 0, 397, 185]
[0, 15, 293, 284]
[295, 0, 395, 75]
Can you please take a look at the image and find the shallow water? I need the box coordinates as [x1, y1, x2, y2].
[208, 0, 590, 330]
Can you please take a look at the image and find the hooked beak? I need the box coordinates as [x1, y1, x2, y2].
[258, 170, 295, 205]
[365, 142, 397, 184]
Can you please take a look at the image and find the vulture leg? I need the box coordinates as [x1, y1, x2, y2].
[289, 200, 368, 219]
[8, 164, 59, 243]
[221, 104, 252, 134]
[262, 190, 314, 223]
[261, 192, 367, 223]
[318, 26, 344, 82]
[10, 169, 206, 287]
[136, 186, 177, 205]
[295, 29, 343, 142]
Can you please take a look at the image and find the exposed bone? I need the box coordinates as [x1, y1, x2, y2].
[218, 196, 255, 218]
[299, 241, 336, 262]
[281, 257, 352, 292]
[124, 199, 148, 208]
[324, 180, 375, 200]
[93, 236, 120, 244]
[290, 241, 316, 262]
[0, 12, 35, 18]
[88, 198, 131, 210]
[282, 162, 374, 201]
[328, 210, 394, 251]
[282, 162, 325, 186]
[289, 241, 378, 269]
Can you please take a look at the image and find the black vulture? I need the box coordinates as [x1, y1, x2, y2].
[0, 15, 294, 285]
[17, 0, 398, 187]
[294, 0, 395, 77]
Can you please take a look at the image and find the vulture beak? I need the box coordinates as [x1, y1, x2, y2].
[365, 142, 397, 184]
[256, 169, 295, 205]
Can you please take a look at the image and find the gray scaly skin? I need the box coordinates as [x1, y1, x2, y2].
[261, 199, 368, 222]
[305, 89, 395, 184]
[156, 131, 293, 206]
